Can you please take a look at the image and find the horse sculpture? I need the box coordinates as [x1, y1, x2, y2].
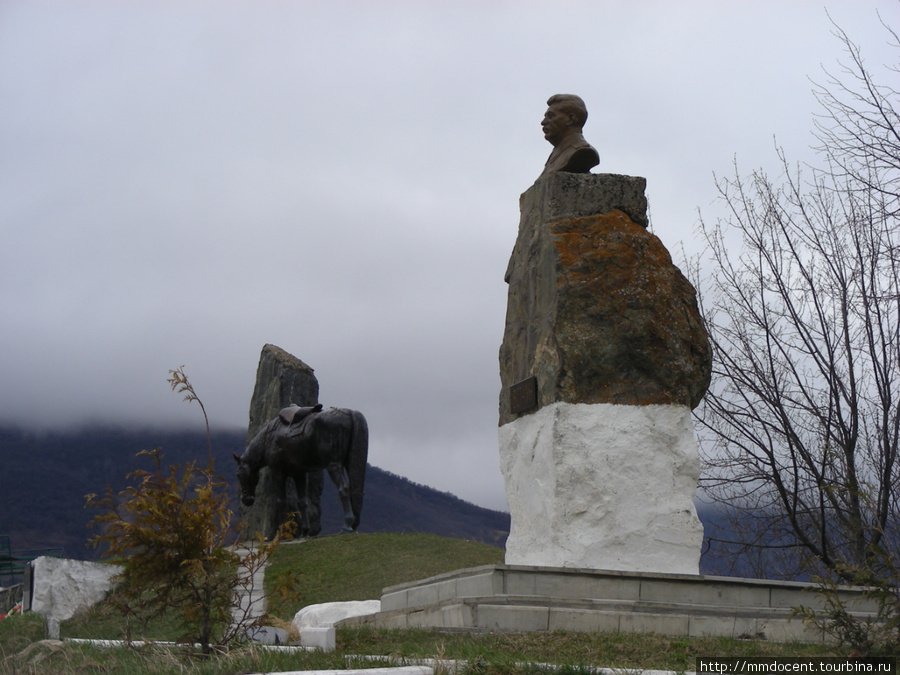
[234, 403, 368, 536]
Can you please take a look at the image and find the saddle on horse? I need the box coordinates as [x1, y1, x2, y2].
[278, 403, 323, 426]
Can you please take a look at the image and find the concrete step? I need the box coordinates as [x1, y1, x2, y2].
[340, 564, 879, 643]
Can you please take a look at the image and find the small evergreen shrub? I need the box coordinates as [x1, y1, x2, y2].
[85, 367, 290, 655]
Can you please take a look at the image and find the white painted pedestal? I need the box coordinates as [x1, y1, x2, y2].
[498, 402, 703, 574]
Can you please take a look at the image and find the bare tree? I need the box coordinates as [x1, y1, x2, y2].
[696, 16, 900, 582]
[813, 15, 900, 217]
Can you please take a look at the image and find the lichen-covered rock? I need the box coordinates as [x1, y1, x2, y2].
[499, 173, 710, 425]
[241, 344, 320, 540]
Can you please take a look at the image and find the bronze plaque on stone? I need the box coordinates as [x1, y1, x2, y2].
[509, 376, 538, 415]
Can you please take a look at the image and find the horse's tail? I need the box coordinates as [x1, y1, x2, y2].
[346, 410, 369, 530]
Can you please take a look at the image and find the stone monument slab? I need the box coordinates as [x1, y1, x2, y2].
[499, 173, 710, 425]
[29, 556, 122, 622]
[498, 162, 710, 574]
[242, 344, 321, 540]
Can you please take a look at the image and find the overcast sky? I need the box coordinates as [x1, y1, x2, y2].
[1, 1, 897, 512]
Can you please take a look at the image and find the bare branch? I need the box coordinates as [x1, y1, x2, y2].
[696, 14, 900, 580]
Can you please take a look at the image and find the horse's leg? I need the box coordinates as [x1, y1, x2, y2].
[306, 470, 324, 537]
[294, 471, 311, 538]
[284, 476, 301, 538]
[271, 468, 288, 540]
[326, 463, 356, 533]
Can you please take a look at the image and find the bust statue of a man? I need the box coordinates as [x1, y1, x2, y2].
[539, 94, 599, 179]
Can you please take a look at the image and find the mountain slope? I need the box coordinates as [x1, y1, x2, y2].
[0, 425, 789, 580]
[0, 426, 510, 561]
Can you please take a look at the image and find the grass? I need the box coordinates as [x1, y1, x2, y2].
[58, 532, 504, 643]
[59, 589, 188, 643]
[0, 627, 363, 675]
[0, 612, 45, 657]
[264, 531, 506, 620]
[0, 621, 835, 675]
[341, 627, 830, 672]
[0, 532, 840, 674]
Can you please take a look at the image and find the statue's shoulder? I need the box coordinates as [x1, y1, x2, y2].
[542, 135, 599, 177]
[564, 144, 599, 173]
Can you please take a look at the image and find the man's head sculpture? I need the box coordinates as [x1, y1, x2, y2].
[539, 94, 599, 179]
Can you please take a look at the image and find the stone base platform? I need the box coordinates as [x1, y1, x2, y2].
[340, 565, 878, 643]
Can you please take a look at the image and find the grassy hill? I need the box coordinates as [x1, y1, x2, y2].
[264, 532, 505, 618]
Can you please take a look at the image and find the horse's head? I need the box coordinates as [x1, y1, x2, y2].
[233, 452, 260, 507]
